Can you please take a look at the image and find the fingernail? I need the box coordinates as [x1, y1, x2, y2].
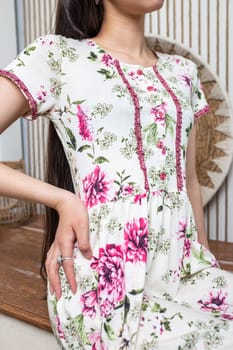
[55, 290, 61, 300]
[85, 250, 93, 260]
[72, 286, 77, 294]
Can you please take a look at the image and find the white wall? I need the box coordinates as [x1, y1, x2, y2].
[0, 314, 60, 350]
[0, 0, 22, 161]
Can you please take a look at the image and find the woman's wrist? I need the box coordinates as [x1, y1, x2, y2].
[53, 189, 81, 215]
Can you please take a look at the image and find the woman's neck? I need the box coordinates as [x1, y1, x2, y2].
[93, 9, 156, 66]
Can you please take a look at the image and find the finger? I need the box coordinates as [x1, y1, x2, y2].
[46, 252, 62, 299]
[62, 259, 77, 294]
[60, 242, 77, 294]
[75, 217, 92, 260]
[49, 268, 62, 300]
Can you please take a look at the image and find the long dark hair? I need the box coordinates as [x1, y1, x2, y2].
[40, 0, 104, 280]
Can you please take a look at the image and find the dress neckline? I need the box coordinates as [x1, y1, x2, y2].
[86, 38, 161, 70]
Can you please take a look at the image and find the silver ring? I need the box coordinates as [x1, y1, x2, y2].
[57, 255, 73, 265]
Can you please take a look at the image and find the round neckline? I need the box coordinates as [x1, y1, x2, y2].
[87, 38, 161, 70]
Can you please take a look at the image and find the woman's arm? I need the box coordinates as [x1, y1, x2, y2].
[186, 122, 210, 250]
[0, 77, 91, 298]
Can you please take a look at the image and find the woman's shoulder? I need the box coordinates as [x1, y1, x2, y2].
[31, 34, 76, 47]
[30, 34, 87, 56]
[157, 51, 197, 75]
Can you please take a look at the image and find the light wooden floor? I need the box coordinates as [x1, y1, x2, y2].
[0, 215, 232, 331]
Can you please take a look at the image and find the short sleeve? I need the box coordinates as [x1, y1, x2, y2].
[0, 34, 61, 120]
[191, 63, 210, 120]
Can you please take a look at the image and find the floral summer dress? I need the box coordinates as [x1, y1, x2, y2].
[1, 35, 233, 350]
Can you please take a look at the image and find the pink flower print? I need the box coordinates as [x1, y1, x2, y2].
[147, 85, 157, 92]
[122, 184, 134, 196]
[82, 166, 112, 208]
[151, 102, 167, 125]
[99, 298, 116, 319]
[77, 105, 93, 141]
[156, 140, 166, 155]
[211, 257, 220, 268]
[36, 85, 47, 103]
[183, 238, 191, 257]
[87, 40, 95, 47]
[55, 315, 65, 339]
[152, 190, 162, 197]
[89, 332, 107, 350]
[39, 37, 54, 46]
[198, 289, 229, 313]
[176, 219, 187, 239]
[137, 69, 143, 76]
[182, 75, 191, 87]
[80, 289, 98, 319]
[134, 192, 147, 205]
[124, 217, 148, 263]
[91, 244, 125, 317]
[128, 71, 136, 78]
[160, 326, 165, 335]
[159, 172, 166, 181]
[101, 53, 114, 67]
[222, 309, 233, 320]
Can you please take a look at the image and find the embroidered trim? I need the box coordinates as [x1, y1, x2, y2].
[114, 60, 150, 191]
[0, 69, 38, 120]
[194, 105, 210, 120]
[153, 66, 183, 192]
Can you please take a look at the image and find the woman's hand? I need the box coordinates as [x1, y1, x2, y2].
[45, 192, 92, 299]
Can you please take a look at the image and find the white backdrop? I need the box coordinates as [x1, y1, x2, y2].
[0, 0, 22, 162]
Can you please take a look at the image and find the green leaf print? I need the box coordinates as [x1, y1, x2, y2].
[151, 303, 162, 313]
[161, 319, 172, 332]
[72, 99, 86, 105]
[94, 156, 110, 164]
[66, 128, 77, 150]
[73, 314, 90, 345]
[23, 45, 36, 56]
[124, 295, 130, 324]
[192, 245, 212, 266]
[78, 145, 92, 152]
[144, 123, 158, 145]
[67, 94, 71, 106]
[51, 298, 58, 316]
[87, 153, 94, 159]
[59, 118, 77, 150]
[165, 114, 176, 137]
[185, 122, 193, 137]
[157, 205, 163, 213]
[16, 57, 25, 67]
[104, 322, 116, 341]
[129, 288, 144, 295]
[88, 51, 98, 61]
[97, 68, 116, 80]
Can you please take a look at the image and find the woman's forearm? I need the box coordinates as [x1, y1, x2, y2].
[0, 162, 73, 212]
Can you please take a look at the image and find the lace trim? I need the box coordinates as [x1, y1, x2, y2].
[194, 105, 210, 120]
[114, 60, 150, 191]
[0, 69, 38, 119]
[153, 66, 183, 192]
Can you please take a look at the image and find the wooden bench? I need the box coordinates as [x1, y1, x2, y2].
[0, 216, 51, 331]
[0, 215, 232, 331]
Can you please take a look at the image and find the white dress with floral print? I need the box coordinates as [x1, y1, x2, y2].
[1, 35, 233, 350]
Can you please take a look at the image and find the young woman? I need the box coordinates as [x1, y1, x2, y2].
[0, 0, 233, 348]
